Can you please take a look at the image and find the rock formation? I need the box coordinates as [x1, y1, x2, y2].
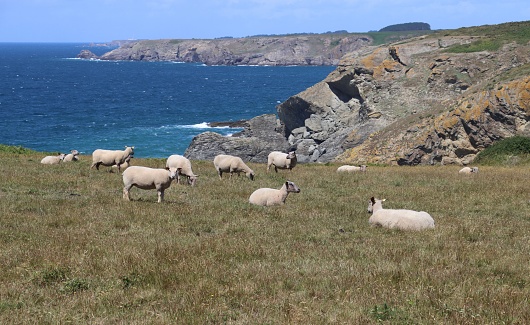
[78, 35, 373, 66]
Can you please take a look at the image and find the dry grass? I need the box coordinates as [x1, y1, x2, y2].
[1, 152, 529, 324]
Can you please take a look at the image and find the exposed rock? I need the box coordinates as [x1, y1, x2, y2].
[77, 50, 99, 59]
[186, 22, 530, 165]
[184, 114, 289, 162]
[82, 35, 373, 66]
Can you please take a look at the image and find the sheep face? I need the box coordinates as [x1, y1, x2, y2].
[287, 151, 297, 160]
[286, 181, 300, 193]
[367, 197, 385, 213]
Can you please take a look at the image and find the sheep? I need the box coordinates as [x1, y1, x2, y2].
[249, 181, 300, 206]
[459, 166, 479, 174]
[122, 166, 181, 203]
[213, 154, 255, 180]
[40, 153, 66, 165]
[337, 165, 367, 173]
[267, 151, 297, 173]
[112, 156, 132, 172]
[367, 197, 435, 231]
[91, 146, 134, 173]
[166, 154, 199, 186]
[63, 149, 79, 162]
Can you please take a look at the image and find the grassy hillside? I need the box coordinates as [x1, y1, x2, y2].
[1, 149, 529, 323]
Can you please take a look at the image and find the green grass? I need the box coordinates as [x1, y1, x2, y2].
[439, 20, 530, 53]
[1, 149, 529, 323]
[474, 136, 530, 165]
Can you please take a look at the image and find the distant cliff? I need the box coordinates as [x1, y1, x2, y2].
[78, 34, 374, 66]
[185, 21, 530, 165]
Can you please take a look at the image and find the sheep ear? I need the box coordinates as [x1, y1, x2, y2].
[382, 199, 386, 202]
[370, 197, 375, 204]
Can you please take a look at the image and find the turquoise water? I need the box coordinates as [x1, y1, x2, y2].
[0, 43, 334, 157]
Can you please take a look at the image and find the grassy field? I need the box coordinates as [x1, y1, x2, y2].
[0, 151, 529, 324]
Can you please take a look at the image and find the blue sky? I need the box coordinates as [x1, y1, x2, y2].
[1, 0, 528, 42]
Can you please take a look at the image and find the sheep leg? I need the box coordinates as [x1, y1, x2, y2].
[157, 190, 164, 203]
[217, 169, 223, 179]
[123, 187, 131, 201]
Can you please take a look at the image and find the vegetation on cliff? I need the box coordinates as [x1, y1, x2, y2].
[474, 136, 530, 165]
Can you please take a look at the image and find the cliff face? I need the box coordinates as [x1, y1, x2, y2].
[275, 31, 530, 164]
[87, 35, 373, 66]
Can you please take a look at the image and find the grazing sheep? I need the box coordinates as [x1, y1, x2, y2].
[267, 151, 297, 173]
[213, 154, 255, 180]
[63, 149, 79, 162]
[91, 146, 134, 173]
[367, 197, 435, 231]
[122, 166, 180, 203]
[459, 166, 479, 174]
[40, 153, 66, 165]
[249, 181, 300, 206]
[166, 154, 199, 186]
[112, 156, 132, 172]
[337, 165, 367, 173]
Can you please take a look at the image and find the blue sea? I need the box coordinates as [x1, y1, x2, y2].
[0, 43, 334, 158]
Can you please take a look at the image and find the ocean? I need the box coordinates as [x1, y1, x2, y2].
[0, 43, 334, 158]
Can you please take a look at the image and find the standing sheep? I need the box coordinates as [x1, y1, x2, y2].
[459, 167, 479, 174]
[166, 154, 199, 186]
[91, 146, 134, 173]
[249, 181, 300, 206]
[213, 154, 255, 180]
[63, 149, 79, 162]
[40, 153, 66, 165]
[367, 197, 435, 231]
[337, 165, 367, 173]
[112, 156, 133, 172]
[122, 166, 181, 203]
[267, 151, 297, 173]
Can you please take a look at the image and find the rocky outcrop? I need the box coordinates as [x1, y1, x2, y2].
[186, 22, 530, 165]
[184, 114, 289, 162]
[80, 35, 373, 66]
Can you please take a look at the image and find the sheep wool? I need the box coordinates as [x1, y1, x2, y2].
[122, 166, 180, 203]
[166, 154, 199, 186]
[91, 146, 134, 173]
[249, 181, 300, 206]
[40, 153, 66, 165]
[267, 151, 297, 173]
[459, 167, 479, 174]
[367, 197, 435, 231]
[213, 154, 255, 180]
[337, 165, 367, 173]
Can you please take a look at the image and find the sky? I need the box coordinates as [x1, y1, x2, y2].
[0, 0, 529, 42]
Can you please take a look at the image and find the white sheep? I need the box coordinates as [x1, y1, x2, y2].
[40, 153, 66, 165]
[267, 151, 297, 173]
[459, 166, 479, 174]
[122, 166, 181, 203]
[337, 165, 367, 173]
[249, 181, 300, 206]
[91, 146, 134, 173]
[166, 154, 199, 186]
[63, 149, 79, 162]
[367, 197, 435, 231]
[112, 156, 132, 172]
[213, 154, 255, 180]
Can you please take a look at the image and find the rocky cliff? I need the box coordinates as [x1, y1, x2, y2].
[186, 22, 530, 165]
[79, 34, 374, 66]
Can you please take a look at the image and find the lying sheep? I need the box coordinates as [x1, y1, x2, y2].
[267, 151, 297, 173]
[367, 197, 435, 231]
[122, 166, 180, 203]
[91, 146, 134, 173]
[63, 149, 79, 162]
[249, 181, 300, 206]
[40, 153, 66, 165]
[459, 166, 479, 174]
[337, 165, 367, 173]
[166, 154, 199, 186]
[213, 154, 255, 180]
